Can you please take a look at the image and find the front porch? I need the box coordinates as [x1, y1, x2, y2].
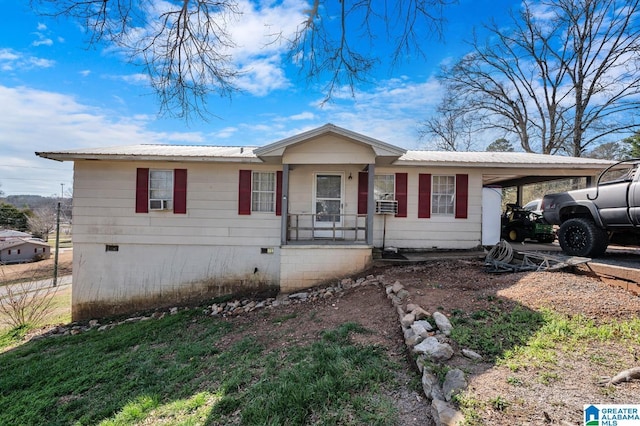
[286, 213, 369, 243]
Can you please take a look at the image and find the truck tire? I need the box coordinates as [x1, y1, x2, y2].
[557, 218, 609, 257]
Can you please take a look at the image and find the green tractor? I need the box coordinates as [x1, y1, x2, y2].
[501, 203, 555, 243]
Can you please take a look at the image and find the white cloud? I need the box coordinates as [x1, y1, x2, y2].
[32, 38, 53, 47]
[0, 85, 208, 195]
[289, 112, 315, 121]
[212, 127, 238, 139]
[0, 48, 54, 71]
[79, 70, 91, 77]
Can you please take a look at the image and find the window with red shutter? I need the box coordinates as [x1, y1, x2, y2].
[135, 168, 149, 213]
[418, 174, 432, 218]
[358, 172, 368, 214]
[173, 169, 187, 214]
[455, 174, 469, 219]
[395, 173, 408, 218]
[238, 170, 252, 215]
[276, 171, 283, 216]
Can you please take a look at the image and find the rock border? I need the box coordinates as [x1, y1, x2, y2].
[387, 280, 480, 426]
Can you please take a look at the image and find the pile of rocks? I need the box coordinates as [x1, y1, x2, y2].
[32, 274, 385, 339]
[205, 274, 383, 316]
[387, 280, 482, 426]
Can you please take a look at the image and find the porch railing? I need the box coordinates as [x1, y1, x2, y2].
[287, 213, 368, 242]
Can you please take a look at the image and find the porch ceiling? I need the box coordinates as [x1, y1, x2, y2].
[483, 173, 593, 187]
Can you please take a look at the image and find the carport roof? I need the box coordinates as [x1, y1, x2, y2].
[397, 151, 614, 187]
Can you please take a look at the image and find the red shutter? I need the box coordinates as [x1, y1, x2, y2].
[238, 170, 252, 215]
[357, 172, 368, 214]
[418, 174, 431, 218]
[395, 173, 408, 218]
[455, 174, 469, 219]
[173, 169, 187, 214]
[276, 171, 283, 216]
[135, 168, 149, 213]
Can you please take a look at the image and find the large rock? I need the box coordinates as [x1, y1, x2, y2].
[432, 311, 453, 336]
[413, 319, 433, 333]
[462, 348, 483, 361]
[431, 399, 465, 426]
[442, 368, 468, 402]
[401, 313, 416, 327]
[422, 368, 444, 401]
[412, 337, 454, 362]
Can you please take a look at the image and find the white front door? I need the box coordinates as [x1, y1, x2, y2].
[314, 173, 343, 238]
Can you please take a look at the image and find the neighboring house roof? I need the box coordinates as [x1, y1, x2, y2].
[0, 238, 50, 250]
[0, 230, 32, 239]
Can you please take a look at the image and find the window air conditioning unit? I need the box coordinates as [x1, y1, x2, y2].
[375, 199, 398, 214]
[149, 199, 172, 210]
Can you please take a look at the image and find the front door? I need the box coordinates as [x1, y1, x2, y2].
[314, 173, 343, 238]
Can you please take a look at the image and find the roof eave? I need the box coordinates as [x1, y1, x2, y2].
[36, 152, 262, 163]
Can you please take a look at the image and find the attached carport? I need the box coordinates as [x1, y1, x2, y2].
[476, 153, 614, 205]
[398, 151, 613, 206]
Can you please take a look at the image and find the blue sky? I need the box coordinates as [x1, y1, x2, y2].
[0, 0, 515, 196]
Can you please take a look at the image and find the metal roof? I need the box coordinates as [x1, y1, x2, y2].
[0, 238, 50, 250]
[36, 144, 614, 168]
[36, 145, 260, 163]
[398, 150, 614, 168]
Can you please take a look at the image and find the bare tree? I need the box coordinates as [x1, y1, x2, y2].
[0, 266, 58, 329]
[439, 0, 640, 156]
[31, 0, 452, 119]
[418, 93, 478, 151]
[28, 205, 57, 241]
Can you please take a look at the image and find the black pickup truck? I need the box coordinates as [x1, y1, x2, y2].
[542, 159, 640, 257]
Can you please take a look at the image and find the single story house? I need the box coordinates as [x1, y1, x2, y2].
[0, 238, 51, 264]
[36, 124, 612, 320]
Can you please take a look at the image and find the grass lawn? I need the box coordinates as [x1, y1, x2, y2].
[0, 311, 400, 426]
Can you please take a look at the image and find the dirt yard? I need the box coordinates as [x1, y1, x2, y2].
[221, 258, 640, 425]
[4, 252, 640, 425]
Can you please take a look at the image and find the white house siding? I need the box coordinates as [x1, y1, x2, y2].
[72, 160, 282, 319]
[282, 135, 376, 164]
[371, 167, 482, 250]
[280, 246, 371, 293]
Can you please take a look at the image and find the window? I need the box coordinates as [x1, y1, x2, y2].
[136, 168, 187, 214]
[432, 175, 455, 215]
[252, 172, 276, 212]
[149, 170, 173, 210]
[374, 175, 395, 200]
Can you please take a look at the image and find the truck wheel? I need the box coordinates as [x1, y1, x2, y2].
[558, 218, 608, 257]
